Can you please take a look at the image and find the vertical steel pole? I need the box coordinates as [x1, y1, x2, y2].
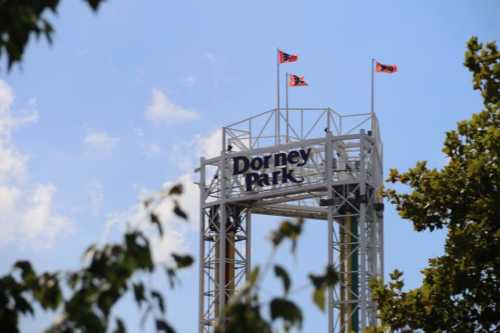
[359, 133, 368, 330]
[371, 58, 375, 115]
[199, 158, 206, 333]
[325, 130, 334, 332]
[301, 109, 304, 140]
[277, 49, 281, 112]
[218, 129, 227, 329]
[276, 50, 281, 145]
[285, 73, 289, 143]
[249, 119, 252, 150]
[380, 213, 384, 281]
[379, 133, 384, 283]
[246, 211, 252, 280]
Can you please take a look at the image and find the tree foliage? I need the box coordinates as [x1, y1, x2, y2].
[0, 0, 105, 70]
[217, 218, 338, 333]
[1, 199, 338, 332]
[370, 37, 500, 332]
[0, 184, 192, 333]
[8, 6, 497, 333]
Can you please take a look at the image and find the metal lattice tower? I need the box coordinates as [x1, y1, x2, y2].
[198, 108, 384, 332]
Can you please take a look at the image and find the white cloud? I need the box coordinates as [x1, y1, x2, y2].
[168, 129, 222, 172]
[181, 75, 197, 87]
[19, 184, 72, 246]
[195, 129, 222, 159]
[0, 83, 38, 140]
[103, 173, 199, 264]
[0, 80, 72, 248]
[102, 128, 224, 263]
[0, 80, 14, 113]
[0, 144, 27, 183]
[144, 143, 161, 157]
[145, 88, 198, 124]
[101, 128, 224, 263]
[203, 52, 216, 64]
[76, 48, 89, 57]
[87, 181, 104, 216]
[84, 130, 120, 151]
[133, 127, 144, 138]
[0, 79, 27, 183]
[0, 186, 20, 215]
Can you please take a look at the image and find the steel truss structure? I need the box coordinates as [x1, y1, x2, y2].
[198, 108, 384, 332]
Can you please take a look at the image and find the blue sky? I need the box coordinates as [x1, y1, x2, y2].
[0, 0, 499, 332]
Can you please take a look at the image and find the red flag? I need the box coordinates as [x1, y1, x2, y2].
[288, 74, 308, 86]
[375, 62, 398, 73]
[278, 49, 298, 64]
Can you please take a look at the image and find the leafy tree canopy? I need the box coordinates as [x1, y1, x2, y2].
[0, 0, 105, 70]
[0, 196, 337, 332]
[0, 184, 192, 333]
[370, 37, 500, 332]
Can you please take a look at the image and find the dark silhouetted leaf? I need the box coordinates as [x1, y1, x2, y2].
[271, 218, 304, 252]
[309, 265, 338, 289]
[14, 295, 34, 315]
[114, 317, 126, 333]
[0, 0, 106, 70]
[150, 213, 163, 237]
[165, 268, 177, 288]
[274, 265, 291, 294]
[143, 197, 153, 207]
[34, 273, 62, 310]
[133, 283, 145, 307]
[151, 290, 165, 313]
[173, 201, 188, 220]
[168, 184, 183, 195]
[14, 260, 35, 283]
[171, 254, 193, 269]
[156, 319, 175, 333]
[270, 298, 303, 329]
[85, 0, 105, 11]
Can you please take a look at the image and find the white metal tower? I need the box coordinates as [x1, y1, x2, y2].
[198, 108, 384, 332]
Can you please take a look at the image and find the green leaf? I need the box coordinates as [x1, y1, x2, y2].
[309, 265, 337, 312]
[85, 0, 105, 11]
[156, 319, 175, 333]
[312, 287, 325, 311]
[309, 265, 338, 289]
[125, 232, 153, 271]
[274, 265, 291, 294]
[133, 283, 145, 307]
[14, 260, 36, 283]
[165, 267, 177, 288]
[114, 318, 126, 333]
[168, 184, 183, 195]
[150, 213, 163, 237]
[323, 265, 338, 287]
[271, 219, 304, 252]
[171, 254, 194, 269]
[151, 290, 165, 313]
[269, 298, 303, 329]
[173, 201, 188, 220]
[14, 295, 34, 315]
[33, 273, 62, 310]
[249, 266, 260, 286]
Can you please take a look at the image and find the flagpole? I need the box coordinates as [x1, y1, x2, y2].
[276, 49, 281, 145]
[371, 58, 376, 134]
[285, 72, 289, 143]
[371, 58, 375, 115]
